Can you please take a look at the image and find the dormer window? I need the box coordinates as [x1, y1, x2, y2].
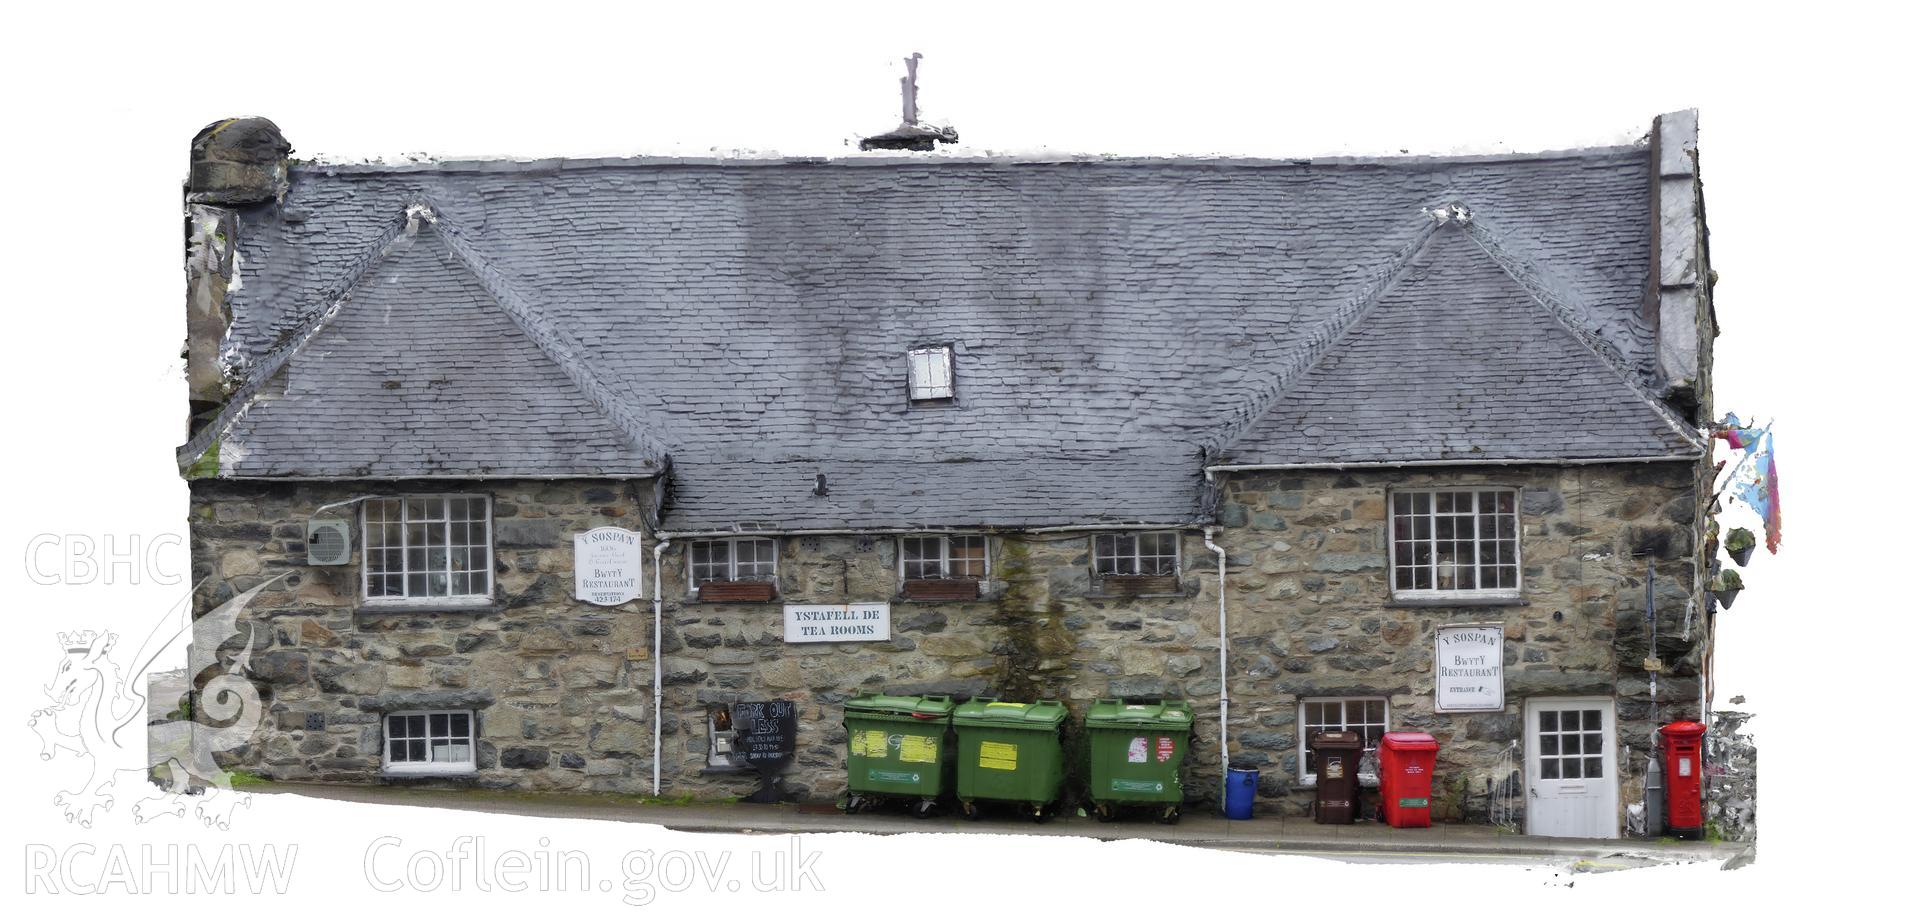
[907, 346, 954, 401]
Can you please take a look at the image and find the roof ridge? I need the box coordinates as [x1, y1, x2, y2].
[177, 207, 419, 471]
[423, 204, 670, 470]
[293, 144, 1648, 176]
[1461, 216, 1706, 453]
[1203, 212, 1449, 458]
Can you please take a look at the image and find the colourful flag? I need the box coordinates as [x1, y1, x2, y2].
[1714, 412, 1766, 451]
[1731, 431, 1782, 553]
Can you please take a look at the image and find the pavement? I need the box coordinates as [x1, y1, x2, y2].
[253, 782, 1751, 870]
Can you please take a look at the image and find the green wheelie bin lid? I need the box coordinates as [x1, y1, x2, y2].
[844, 692, 955, 720]
[952, 699, 1068, 729]
[1085, 698, 1195, 728]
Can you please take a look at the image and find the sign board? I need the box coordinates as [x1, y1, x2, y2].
[1434, 624, 1505, 712]
[783, 603, 891, 643]
[573, 527, 643, 606]
[729, 699, 798, 803]
[729, 700, 799, 768]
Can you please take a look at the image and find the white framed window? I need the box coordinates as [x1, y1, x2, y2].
[899, 535, 988, 580]
[907, 346, 954, 401]
[1298, 697, 1389, 780]
[687, 537, 779, 586]
[383, 710, 476, 775]
[1390, 487, 1520, 598]
[362, 496, 493, 603]
[1092, 532, 1180, 577]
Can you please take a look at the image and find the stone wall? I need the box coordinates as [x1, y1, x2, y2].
[194, 460, 1707, 827]
[1212, 462, 1706, 821]
[192, 479, 658, 792]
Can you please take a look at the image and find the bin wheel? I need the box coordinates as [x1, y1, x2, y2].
[1093, 803, 1117, 823]
[1156, 805, 1181, 825]
[845, 794, 867, 815]
[1032, 804, 1050, 824]
[913, 799, 937, 819]
[960, 800, 981, 821]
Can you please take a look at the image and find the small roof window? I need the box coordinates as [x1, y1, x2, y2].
[907, 346, 954, 401]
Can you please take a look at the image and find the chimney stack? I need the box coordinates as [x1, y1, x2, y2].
[184, 117, 291, 429]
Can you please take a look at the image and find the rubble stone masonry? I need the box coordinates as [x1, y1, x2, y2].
[193, 460, 1704, 821]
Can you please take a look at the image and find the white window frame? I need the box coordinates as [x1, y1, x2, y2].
[381, 709, 478, 776]
[361, 495, 494, 606]
[1091, 531, 1182, 578]
[907, 346, 955, 401]
[897, 534, 989, 582]
[686, 537, 780, 589]
[1297, 696, 1390, 782]
[1388, 486, 1522, 600]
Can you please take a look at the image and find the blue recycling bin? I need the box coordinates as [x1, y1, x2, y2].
[1225, 768, 1258, 819]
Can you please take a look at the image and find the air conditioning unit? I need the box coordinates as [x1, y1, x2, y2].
[306, 519, 352, 566]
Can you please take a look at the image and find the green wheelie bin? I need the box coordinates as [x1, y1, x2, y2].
[842, 693, 955, 818]
[952, 699, 1069, 822]
[1083, 698, 1194, 823]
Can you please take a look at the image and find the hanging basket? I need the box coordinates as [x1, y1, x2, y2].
[1724, 528, 1758, 568]
[1713, 587, 1741, 610]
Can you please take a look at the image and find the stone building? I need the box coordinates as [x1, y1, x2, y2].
[179, 111, 1719, 839]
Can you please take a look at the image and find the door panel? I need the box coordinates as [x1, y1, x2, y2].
[1524, 698, 1619, 838]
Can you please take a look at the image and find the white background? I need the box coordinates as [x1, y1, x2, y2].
[1, 0, 1910, 913]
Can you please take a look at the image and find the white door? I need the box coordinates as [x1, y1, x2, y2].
[1524, 697, 1620, 839]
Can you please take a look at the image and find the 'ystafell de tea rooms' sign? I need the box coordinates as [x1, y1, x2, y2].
[1434, 624, 1505, 712]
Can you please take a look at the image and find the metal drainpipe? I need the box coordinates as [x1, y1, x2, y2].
[1203, 526, 1229, 808]
[652, 539, 671, 796]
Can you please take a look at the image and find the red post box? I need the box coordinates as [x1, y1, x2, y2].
[1660, 721, 1708, 839]
[1378, 732, 1440, 828]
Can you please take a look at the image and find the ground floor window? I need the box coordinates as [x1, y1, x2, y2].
[1298, 697, 1389, 779]
[383, 710, 475, 774]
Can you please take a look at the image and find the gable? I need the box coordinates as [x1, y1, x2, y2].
[1218, 225, 1699, 466]
[214, 221, 657, 478]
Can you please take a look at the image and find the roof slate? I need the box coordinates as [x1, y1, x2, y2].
[194, 146, 1697, 529]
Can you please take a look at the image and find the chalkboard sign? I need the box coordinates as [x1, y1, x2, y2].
[730, 700, 797, 802]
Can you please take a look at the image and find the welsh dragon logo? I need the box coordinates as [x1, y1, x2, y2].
[28, 575, 286, 829]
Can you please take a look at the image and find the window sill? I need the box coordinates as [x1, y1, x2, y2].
[1383, 595, 1528, 609]
[381, 766, 478, 778]
[357, 599, 501, 616]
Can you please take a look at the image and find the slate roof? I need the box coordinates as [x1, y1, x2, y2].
[184, 146, 1704, 530]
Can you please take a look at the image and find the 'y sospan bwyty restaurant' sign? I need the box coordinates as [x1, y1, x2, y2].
[1434, 623, 1505, 712]
[573, 527, 643, 606]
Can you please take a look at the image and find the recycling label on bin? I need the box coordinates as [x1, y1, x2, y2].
[979, 741, 1018, 771]
[868, 769, 920, 784]
[1398, 797, 1429, 808]
[1112, 779, 1165, 793]
[1156, 736, 1174, 762]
